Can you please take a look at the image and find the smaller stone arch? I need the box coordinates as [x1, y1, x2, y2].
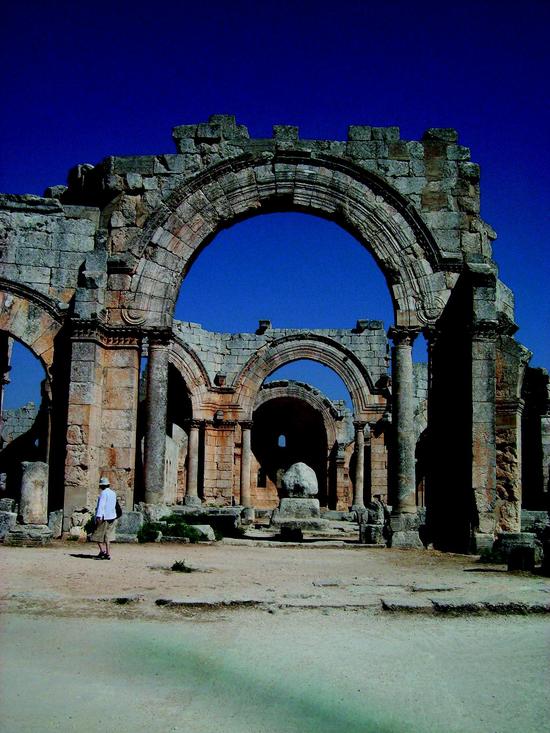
[255, 380, 342, 448]
[0, 289, 62, 374]
[234, 334, 376, 420]
[168, 340, 212, 416]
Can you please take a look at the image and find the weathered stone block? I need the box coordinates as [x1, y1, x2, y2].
[48, 509, 64, 538]
[0, 511, 17, 539]
[116, 510, 143, 535]
[4, 524, 53, 546]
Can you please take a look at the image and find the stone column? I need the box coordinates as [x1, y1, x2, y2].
[143, 335, 169, 504]
[352, 420, 367, 510]
[20, 461, 49, 524]
[240, 420, 254, 521]
[389, 327, 418, 514]
[239, 421, 253, 506]
[185, 419, 202, 506]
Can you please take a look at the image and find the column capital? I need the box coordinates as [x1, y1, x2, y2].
[388, 326, 420, 347]
[353, 419, 368, 431]
[147, 328, 172, 347]
[186, 418, 203, 430]
[239, 420, 254, 430]
[470, 320, 500, 342]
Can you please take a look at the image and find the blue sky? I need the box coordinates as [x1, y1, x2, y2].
[1, 0, 548, 408]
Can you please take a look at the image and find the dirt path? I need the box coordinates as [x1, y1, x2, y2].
[1, 541, 549, 732]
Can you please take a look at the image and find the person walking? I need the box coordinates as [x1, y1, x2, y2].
[91, 476, 118, 559]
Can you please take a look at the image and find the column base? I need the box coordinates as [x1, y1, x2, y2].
[184, 495, 202, 507]
[388, 514, 423, 549]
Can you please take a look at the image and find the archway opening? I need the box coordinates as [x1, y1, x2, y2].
[0, 335, 50, 506]
[175, 212, 393, 333]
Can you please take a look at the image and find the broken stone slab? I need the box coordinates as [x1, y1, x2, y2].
[491, 532, 542, 564]
[507, 546, 536, 572]
[390, 530, 424, 549]
[193, 525, 216, 541]
[359, 524, 384, 545]
[137, 503, 170, 523]
[70, 507, 93, 528]
[0, 511, 17, 539]
[116, 510, 143, 535]
[48, 509, 64, 538]
[0, 497, 16, 512]
[4, 524, 53, 546]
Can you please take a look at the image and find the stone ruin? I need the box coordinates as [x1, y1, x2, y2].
[0, 115, 548, 555]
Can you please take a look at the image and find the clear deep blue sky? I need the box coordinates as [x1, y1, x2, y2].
[1, 0, 548, 409]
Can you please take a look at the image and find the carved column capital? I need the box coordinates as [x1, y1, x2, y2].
[186, 418, 203, 430]
[239, 420, 254, 431]
[147, 328, 172, 347]
[470, 320, 500, 342]
[388, 326, 420, 347]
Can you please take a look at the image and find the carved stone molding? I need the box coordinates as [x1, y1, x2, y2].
[70, 319, 142, 348]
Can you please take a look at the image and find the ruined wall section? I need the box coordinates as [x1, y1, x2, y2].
[172, 319, 389, 390]
[1, 402, 38, 444]
[0, 195, 99, 307]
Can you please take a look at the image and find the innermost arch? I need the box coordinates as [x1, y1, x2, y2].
[175, 212, 393, 333]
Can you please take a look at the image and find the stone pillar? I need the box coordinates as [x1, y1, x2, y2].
[471, 322, 498, 547]
[143, 335, 169, 504]
[20, 461, 49, 524]
[352, 420, 367, 510]
[389, 327, 418, 514]
[185, 419, 202, 506]
[239, 421, 253, 506]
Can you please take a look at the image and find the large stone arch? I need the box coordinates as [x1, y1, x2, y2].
[121, 153, 452, 329]
[234, 334, 376, 420]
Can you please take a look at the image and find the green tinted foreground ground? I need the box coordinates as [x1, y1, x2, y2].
[1, 611, 548, 733]
[1, 542, 549, 732]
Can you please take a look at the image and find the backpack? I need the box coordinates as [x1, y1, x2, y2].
[115, 500, 123, 519]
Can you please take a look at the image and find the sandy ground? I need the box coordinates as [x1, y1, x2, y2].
[1, 540, 550, 732]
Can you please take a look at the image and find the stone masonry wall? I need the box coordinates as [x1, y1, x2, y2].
[0, 195, 99, 306]
[1, 402, 38, 443]
[172, 319, 389, 388]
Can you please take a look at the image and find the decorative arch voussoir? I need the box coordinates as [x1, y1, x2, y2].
[127, 152, 447, 328]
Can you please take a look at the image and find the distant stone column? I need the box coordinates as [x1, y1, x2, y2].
[389, 327, 418, 514]
[352, 420, 367, 510]
[239, 421, 254, 508]
[144, 334, 169, 504]
[185, 419, 202, 506]
[20, 461, 49, 524]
